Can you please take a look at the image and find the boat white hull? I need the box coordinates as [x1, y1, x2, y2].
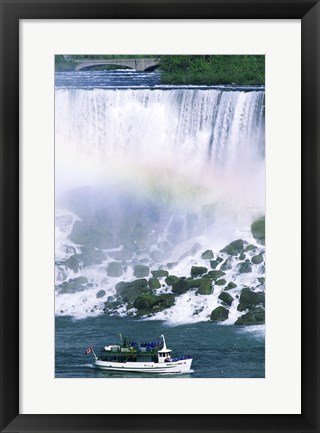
[95, 358, 192, 374]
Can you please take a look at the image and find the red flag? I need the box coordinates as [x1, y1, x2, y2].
[84, 346, 93, 355]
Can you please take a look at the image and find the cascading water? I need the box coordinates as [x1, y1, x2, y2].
[55, 71, 265, 323]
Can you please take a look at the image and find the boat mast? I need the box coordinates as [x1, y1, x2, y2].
[160, 334, 167, 351]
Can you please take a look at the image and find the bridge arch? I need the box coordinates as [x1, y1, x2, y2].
[75, 58, 160, 72]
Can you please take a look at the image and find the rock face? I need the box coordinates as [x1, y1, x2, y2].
[201, 250, 214, 259]
[107, 261, 123, 277]
[251, 216, 265, 245]
[220, 239, 244, 256]
[191, 266, 208, 277]
[210, 306, 229, 322]
[237, 288, 265, 311]
[133, 264, 150, 278]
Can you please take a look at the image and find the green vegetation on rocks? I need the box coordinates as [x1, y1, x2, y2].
[225, 281, 237, 291]
[165, 275, 179, 286]
[196, 278, 213, 295]
[133, 293, 175, 315]
[221, 239, 244, 256]
[218, 291, 234, 306]
[171, 278, 190, 295]
[148, 278, 161, 289]
[115, 279, 148, 302]
[207, 270, 225, 280]
[191, 266, 208, 277]
[210, 306, 229, 322]
[215, 278, 227, 286]
[237, 288, 265, 312]
[235, 307, 265, 325]
[251, 216, 265, 245]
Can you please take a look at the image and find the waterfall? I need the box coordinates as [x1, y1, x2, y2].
[55, 84, 265, 321]
[55, 88, 264, 184]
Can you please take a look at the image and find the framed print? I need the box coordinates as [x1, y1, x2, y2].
[0, 0, 319, 432]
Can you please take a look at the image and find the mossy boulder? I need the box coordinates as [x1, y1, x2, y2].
[215, 278, 226, 286]
[251, 254, 264, 265]
[237, 288, 265, 311]
[148, 278, 161, 289]
[239, 252, 246, 261]
[133, 293, 175, 314]
[96, 289, 106, 298]
[165, 275, 179, 286]
[103, 300, 123, 314]
[107, 261, 123, 277]
[151, 270, 169, 278]
[218, 291, 234, 306]
[210, 306, 229, 322]
[238, 261, 252, 273]
[201, 250, 214, 260]
[235, 307, 265, 325]
[115, 279, 149, 302]
[191, 266, 208, 277]
[206, 270, 225, 281]
[196, 278, 213, 295]
[133, 264, 150, 278]
[210, 260, 219, 269]
[244, 244, 256, 252]
[225, 281, 237, 291]
[171, 278, 190, 295]
[220, 239, 244, 256]
[251, 216, 265, 245]
[57, 276, 88, 294]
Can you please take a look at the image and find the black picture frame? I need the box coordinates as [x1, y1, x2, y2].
[0, 1, 319, 432]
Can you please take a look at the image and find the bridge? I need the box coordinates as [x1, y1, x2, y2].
[74, 58, 160, 72]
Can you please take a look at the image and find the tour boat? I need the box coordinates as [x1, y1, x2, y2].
[85, 335, 193, 374]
